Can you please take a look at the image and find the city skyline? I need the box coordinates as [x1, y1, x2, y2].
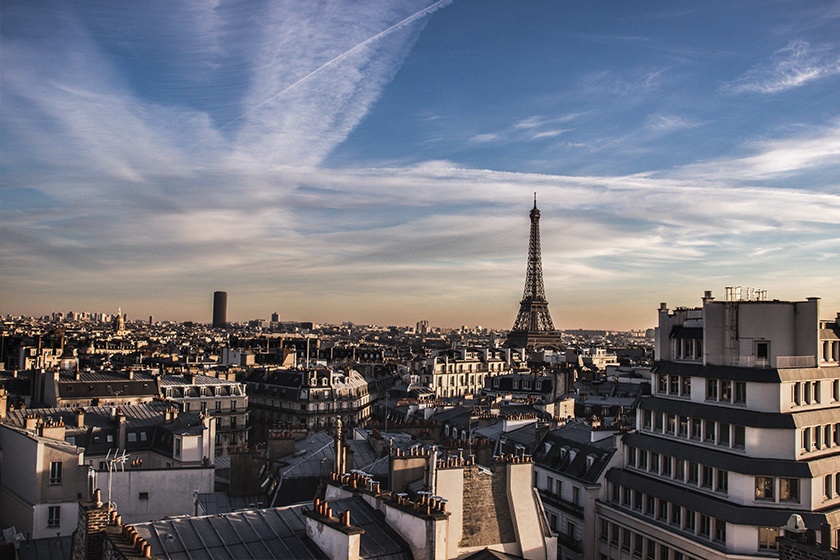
[2, 1, 839, 330]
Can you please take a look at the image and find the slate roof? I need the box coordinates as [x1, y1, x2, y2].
[132, 498, 413, 560]
[532, 423, 617, 484]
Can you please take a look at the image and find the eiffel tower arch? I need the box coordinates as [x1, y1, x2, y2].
[504, 195, 563, 350]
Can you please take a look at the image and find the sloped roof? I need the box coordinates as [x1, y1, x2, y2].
[132, 498, 413, 560]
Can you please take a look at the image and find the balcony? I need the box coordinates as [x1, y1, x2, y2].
[704, 355, 817, 369]
[556, 532, 583, 553]
[538, 489, 583, 516]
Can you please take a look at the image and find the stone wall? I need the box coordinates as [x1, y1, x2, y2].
[459, 464, 515, 547]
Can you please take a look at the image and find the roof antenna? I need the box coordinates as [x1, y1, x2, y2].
[533, 192, 537, 208]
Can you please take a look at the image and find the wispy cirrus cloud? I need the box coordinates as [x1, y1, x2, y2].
[726, 40, 840, 94]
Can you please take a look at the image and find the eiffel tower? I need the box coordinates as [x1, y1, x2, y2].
[504, 195, 563, 349]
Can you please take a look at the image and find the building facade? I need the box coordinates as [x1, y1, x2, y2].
[597, 290, 840, 559]
[159, 373, 249, 455]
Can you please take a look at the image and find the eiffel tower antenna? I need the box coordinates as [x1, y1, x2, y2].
[505, 195, 562, 349]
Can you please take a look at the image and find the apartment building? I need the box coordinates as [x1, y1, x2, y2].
[159, 373, 248, 455]
[411, 347, 523, 398]
[0, 402, 215, 536]
[597, 290, 840, 559]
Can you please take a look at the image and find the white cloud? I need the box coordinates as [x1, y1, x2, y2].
[726, 40, 840, 94]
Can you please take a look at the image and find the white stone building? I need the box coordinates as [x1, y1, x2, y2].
[597, 290, 840, 559]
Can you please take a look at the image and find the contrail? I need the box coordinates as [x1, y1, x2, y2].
[221, 0, 454, 132]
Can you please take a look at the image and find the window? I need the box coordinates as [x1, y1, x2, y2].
[826, 475, 833, 499]
[681, 377, 691, 396]
[638, 450, 648, 470]
[127, 432, 137, 443]
[688, 462, 699, 484]
[704, 419, 716, 443]
[662, 455, 672, 476]
[657, 498, 667, 520]
[691, 418, 702, 439]
[566, 521, 575, 538]
[718, 423, 730, 446]
[658, 374, 667, 393]
[793, 382, 801, 405]
[706, 379, 718, 400]
[780, 478, 799, 502]
[678, 416, 688, 437]
[685, 509, 695, 531]
[611, 524, 619, 546]
[670, 375, 680, 394]
[756, 341, 770, 361]
[714, 519, 726, 542]
[646, 494, 656, 515]
[734, 425, 746, 449]
[805, 382, 813, 404]
[675, 459, 685, 480]
[174, 438, 181, 457]
[803, 427, 812, 451]
[600, 520, 609, 542]
[701, 465, 713, 488]
[834, 380, 840, 402]
[734, 382, 746, 404]
[670, 505, 681, 526]
[572, 486, 580, 505]
[231, 401, 237, 411]
[621, 528, 631, 551]
[633, 534, 644, 557]
[139, 492, 149, 500]
[755, 476, 774, 500]
[758, 527, 778, 550]
[49, 461, 62, 485]
[699, 514, 711, 537]
[633, 490, 642, 511]
[721, 380, 732, 401]
[47, 506, 61, 528]
[716, 469, 729, 493]
[650, 452, 659, 473]
[642, 410, 652, 430]
[667, 414, 676, 434]
[626, 446, 636, 467]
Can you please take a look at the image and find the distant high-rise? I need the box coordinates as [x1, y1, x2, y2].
[213, 291, 227, 328]
[504, 195, 563, 349]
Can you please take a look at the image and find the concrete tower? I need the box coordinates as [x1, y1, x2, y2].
[213, 291, 227, 328]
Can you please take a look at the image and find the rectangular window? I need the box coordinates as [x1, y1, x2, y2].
[688, 462, 699, 484]
[662, 455, 672, 476]
[47, 506, 60, 528]
[756, 341, 770, 360]
[611, 523, 619, 546]
[678, 416, 688, 437]
[758, 527, 778, 550]
[706, 379, 718, 400]
[701, 465, 713, 488]
[621, 528, 631, 551]
[670, 375, 680, 394]
[805, 381, 813, 404]
[755, 476, 775, 501]
[716, 469, 728, 493]
[139, 492, 149, 500]
[657, 498, 668, 521]
[572, 486, 580, 505]
[699, 514, 711, 537]
[215, 401, 222, 412]
[626, 446, 636, 467]
[691, 418, 702, 439]
[721, 380, 732, 401]
[127, 432, 137, 443]
[658, 374, 667, 393]
[643, 410, 652, 430]
[715, 519, 726, 542]
[666, 414, 676, 434]
[670, 505, 681, 526]
[600, 520, 609, 542]
[49, 461, 62, 485]
[655, 412, 664, 431]
[781, 478, 799, 502]
[803, 427, 812, 451]
[719, 423, 730, 446]
[734, 425, 746, 449]
[650, 452, 659, 473]
[826, 425, 832, 447]
[685, 509, 696, 531]
[704, 419, 716, 443]
[646, 494, 656, 516]
[793, 382, 801, 405]
[231, 401, 237, 411]
[834, 380, 840, 402]
[682, 376, 691, 396]
[735, 381, 746, 404]
[826, 475, 833, 499]
[633, 534, 643, 557]
[174, 438, 181, 457]
[815, 381, 822, 404]
[638, 450, 648, 470]
[675, 458, 685, 480]
[633, 490, 643, 511]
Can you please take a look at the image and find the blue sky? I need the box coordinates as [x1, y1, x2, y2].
[2, 0, 839, 330]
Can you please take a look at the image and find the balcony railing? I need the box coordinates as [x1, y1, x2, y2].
[704, 355, 816, 369]
[538, 489, 583, 516]
[556, 532, 583, 553]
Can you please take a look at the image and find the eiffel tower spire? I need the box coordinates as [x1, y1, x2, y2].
[505, 195, 562, 349]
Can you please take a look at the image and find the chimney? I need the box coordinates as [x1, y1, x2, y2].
[75, 408, 85, 428]
[116, 408, 127, 450]
[702, 290, 715, 303]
